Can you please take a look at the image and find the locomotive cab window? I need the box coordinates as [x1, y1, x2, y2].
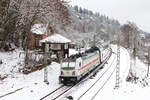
[62, 62, 68, 67]
[79, 62, 81, 67]
[69, 62, 75, 68]
[62, 62, 75, 70]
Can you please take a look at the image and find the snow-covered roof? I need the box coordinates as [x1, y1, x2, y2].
[40, 34, 71, 43]
[31, 24, 47, 35]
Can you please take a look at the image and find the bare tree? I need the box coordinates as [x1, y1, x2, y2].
[145, 48, 150, 77]
[16, 0, 70, 67]
[0, 0, 21, 50]
[0, 0, 70, 69]
[0, 0, 70, 51]
[121, 22, 138, 48]
[123, 22, 140, 82]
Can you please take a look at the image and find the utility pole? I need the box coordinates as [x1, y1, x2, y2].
[115, 34, 120, 89]
[146, 48, 150, 77]
[44, 43, 49, 85]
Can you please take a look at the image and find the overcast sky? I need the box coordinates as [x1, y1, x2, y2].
[69, 0, 150, 33]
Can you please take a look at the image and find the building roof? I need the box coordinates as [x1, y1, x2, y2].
[31, 24, 47, 35]
[40, 34, 71, 43]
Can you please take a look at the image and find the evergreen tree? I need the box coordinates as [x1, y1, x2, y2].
[74, 5, 79, 12]
[79, 7, 83, 14]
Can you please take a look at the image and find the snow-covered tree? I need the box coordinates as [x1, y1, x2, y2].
[121, 22, 138, 49]
[74, 5, 79, 12]
[0, 0, 21, 50]
[79, 7, 83, 14]
[0, 0, 70, 51]
[16, 0, 70, 67]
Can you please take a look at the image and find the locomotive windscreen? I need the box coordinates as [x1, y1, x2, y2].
[61, 62, 75, 70]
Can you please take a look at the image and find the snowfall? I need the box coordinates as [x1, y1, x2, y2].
[0, 45, 150, 100]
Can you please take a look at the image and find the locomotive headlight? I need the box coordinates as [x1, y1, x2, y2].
[61, 78, 64, 81]
[72, 71, 75, 75]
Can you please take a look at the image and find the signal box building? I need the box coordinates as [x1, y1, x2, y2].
[40, 34, 71, 59]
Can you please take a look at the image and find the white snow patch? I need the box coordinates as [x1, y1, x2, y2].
[31, 24, 47, 35]
[40, 34, 71, 43]
[0, 49, 24, 76]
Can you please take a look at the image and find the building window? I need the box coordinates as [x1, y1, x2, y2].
[51, 44, 61, 50]
[64, 44, 68, 49]
[35, 37, 39, 48]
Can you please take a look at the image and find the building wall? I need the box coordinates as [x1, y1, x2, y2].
[29, 34, 35, 50]
[29, 33, 47, 50]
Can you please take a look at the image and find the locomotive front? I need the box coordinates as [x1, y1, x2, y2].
[59, 59, 78, 84]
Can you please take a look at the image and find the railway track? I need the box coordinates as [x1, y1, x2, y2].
[40, 50, 113, 100]
[91, 67, 116, 99]
[0, 87, 24, 99]
[40, 85, 65, 100]
[40, 85, 75, 100]
[77, 54, 116, 100]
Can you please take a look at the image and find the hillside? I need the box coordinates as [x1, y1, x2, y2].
[61, 6, 150, 43]
[60, 6, 121, 43]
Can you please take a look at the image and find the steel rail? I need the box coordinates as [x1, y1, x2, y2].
[40, 85, 65, 100]
[91, 67, 116, 99]
[77, 55, 116, 100]
[40, 48, 113, 100]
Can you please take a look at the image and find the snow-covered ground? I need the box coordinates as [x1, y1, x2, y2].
[0, 49, 24, 78]
[0, 49, 79, 100]
[0, 45, 150, 100]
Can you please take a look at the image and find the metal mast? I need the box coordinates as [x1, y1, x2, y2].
[115, 35, 120, 89]
[44, 43, 49, 85]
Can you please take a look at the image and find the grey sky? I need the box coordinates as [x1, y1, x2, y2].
[69, 0, 150, 33]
